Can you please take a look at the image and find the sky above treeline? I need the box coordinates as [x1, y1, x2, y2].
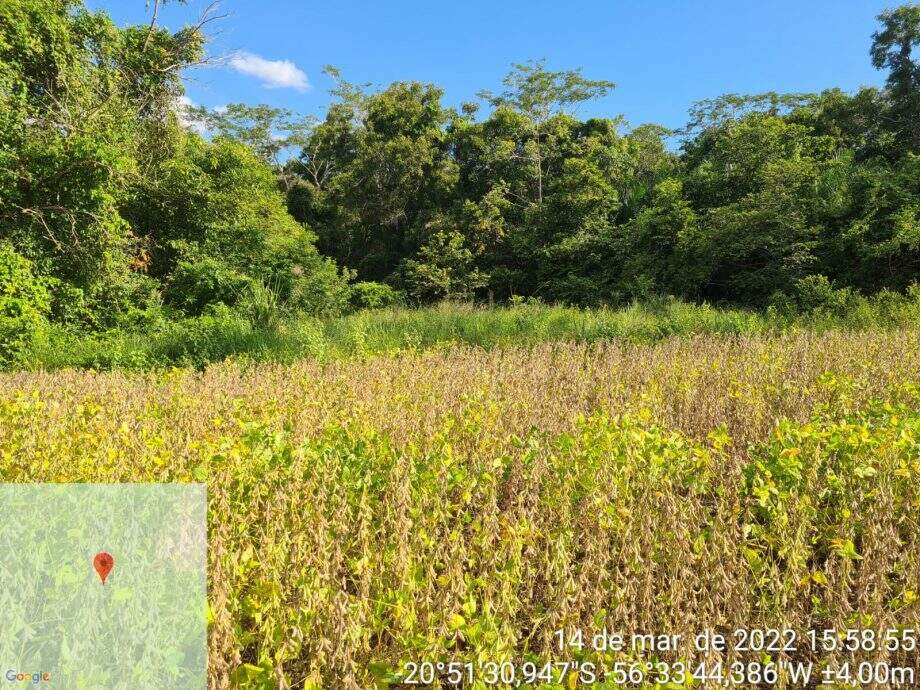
[86, 0, 895, 131]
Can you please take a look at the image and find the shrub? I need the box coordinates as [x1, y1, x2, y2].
[771, 274, 854, 316]
[165, 254, 256, 315]
[281, 256, 353, 318]
[149, 307, 258, 368]
[350, 281, 404, 310]
[0, 242, 50, 365]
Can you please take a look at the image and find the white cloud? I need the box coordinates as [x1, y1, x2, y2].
[228, 52, 309, 91]
[176, 95, 208, 135]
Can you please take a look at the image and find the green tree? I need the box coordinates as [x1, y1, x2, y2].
[678, 113, 839, 302]
[401, 225, 485, 302]
[190, 103, 316, 191]
[0, 1, 137, 297]
[1, 0, 350, 330]
[871, 4, 920, 154]
[617, 178, 698, 299]
[293, 74, 458, 281]
[123, 135, 350, 316]
[832, 154, 920, 291]
[0, 0, 218, 325]
[478, 60, 614, 204]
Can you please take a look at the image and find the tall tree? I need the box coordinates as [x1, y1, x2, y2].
[190, 103, 316, 191]
[478, 60, 614, 204]
[871, 4, 920, 154]
[292, 74, 457, 280]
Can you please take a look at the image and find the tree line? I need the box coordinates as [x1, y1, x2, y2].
[1, 1, 919, 362]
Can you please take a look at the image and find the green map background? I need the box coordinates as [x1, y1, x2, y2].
[0, 484, 206, 689]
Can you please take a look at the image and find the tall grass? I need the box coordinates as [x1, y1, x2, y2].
[2, 331, 919, 688]
[19, 293, 920, 370]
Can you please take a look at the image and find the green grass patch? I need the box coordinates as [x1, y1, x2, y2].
[17, 292, 920, 371]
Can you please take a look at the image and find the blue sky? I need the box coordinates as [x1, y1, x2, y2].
[86, 0, 897, 131]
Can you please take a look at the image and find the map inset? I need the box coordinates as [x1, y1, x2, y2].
[0, 484, 207, 689]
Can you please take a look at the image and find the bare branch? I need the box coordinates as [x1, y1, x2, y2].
[142, 0, 162, 52]
[194, 1, 229, 33]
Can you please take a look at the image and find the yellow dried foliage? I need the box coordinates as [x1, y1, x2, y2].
[1, 331, 919, 688]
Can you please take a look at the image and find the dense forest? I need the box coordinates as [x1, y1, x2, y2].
[1, 0, 919, 365]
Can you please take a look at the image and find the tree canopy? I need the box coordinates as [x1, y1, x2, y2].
[1, 1, 919, 364]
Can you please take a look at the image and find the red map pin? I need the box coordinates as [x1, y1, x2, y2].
[93, 552, 114, 585]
